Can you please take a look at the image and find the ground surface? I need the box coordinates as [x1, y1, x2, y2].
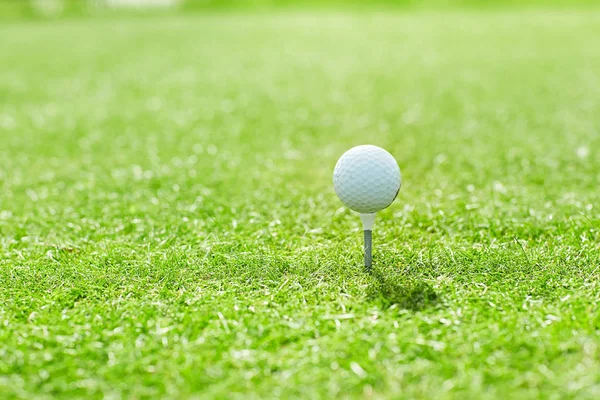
[1, 10, 600, 399]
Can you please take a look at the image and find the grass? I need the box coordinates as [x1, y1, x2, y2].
[3, 0, 600, 21]
[1, 8, 600, 399]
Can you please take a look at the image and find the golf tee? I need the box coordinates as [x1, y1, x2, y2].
[359, 213, 376, 271]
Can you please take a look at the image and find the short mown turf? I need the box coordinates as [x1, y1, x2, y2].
[1, 10, 600, 399]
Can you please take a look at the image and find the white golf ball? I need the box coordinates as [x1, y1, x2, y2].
[333, 145, 401, 214]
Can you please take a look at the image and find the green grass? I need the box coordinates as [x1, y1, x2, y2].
[3, 0, 600, 21]
[2, 9, 600, 399]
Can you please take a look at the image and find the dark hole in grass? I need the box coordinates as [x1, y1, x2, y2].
[367, 267, 439, 311]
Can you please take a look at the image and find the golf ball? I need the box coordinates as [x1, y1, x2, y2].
[333, 145, 401, 214]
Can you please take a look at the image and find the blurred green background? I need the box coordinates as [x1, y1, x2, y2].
[2, 0, 599, 20]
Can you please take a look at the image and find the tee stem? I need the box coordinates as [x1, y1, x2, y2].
[359, 213, 376, 272]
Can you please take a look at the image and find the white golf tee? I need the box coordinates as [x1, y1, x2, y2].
[359, 213, 376, 270]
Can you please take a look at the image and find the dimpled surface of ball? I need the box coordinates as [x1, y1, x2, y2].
[333, 145, 401, 214]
